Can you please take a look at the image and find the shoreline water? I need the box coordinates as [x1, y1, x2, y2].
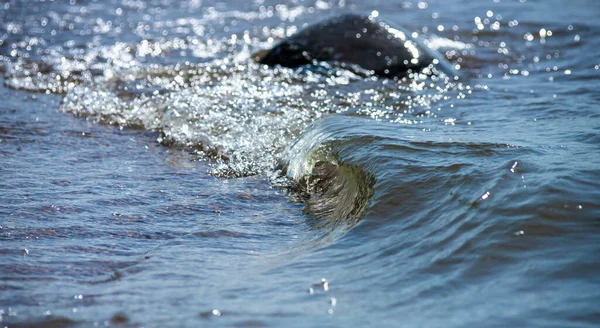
[1, 1, 599, 327]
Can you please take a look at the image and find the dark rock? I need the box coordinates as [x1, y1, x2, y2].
[259, 13, 454, 77]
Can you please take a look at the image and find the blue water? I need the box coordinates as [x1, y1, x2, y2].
[1, 0, 599, 327]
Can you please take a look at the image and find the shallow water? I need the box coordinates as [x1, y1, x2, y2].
[1, 0, 599, 327]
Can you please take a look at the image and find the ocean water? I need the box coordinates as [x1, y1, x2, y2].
[1, 0, 599, 327]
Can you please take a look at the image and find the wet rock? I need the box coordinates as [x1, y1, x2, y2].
[259, 13, 453, 77]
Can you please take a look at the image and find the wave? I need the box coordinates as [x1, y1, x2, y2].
[281, 123, 376, 230]
[0, 10, 471, 232]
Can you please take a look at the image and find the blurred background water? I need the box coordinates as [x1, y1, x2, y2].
[1, 0, 599, 327]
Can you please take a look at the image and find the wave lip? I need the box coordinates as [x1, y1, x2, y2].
[281, 121, 375, 231]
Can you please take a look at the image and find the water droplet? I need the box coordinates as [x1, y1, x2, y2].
[330, 297, 337, 306]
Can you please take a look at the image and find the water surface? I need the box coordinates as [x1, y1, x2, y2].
[1, 0, 599, 327]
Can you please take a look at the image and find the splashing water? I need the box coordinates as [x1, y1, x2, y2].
[1, 0, 599, 327]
